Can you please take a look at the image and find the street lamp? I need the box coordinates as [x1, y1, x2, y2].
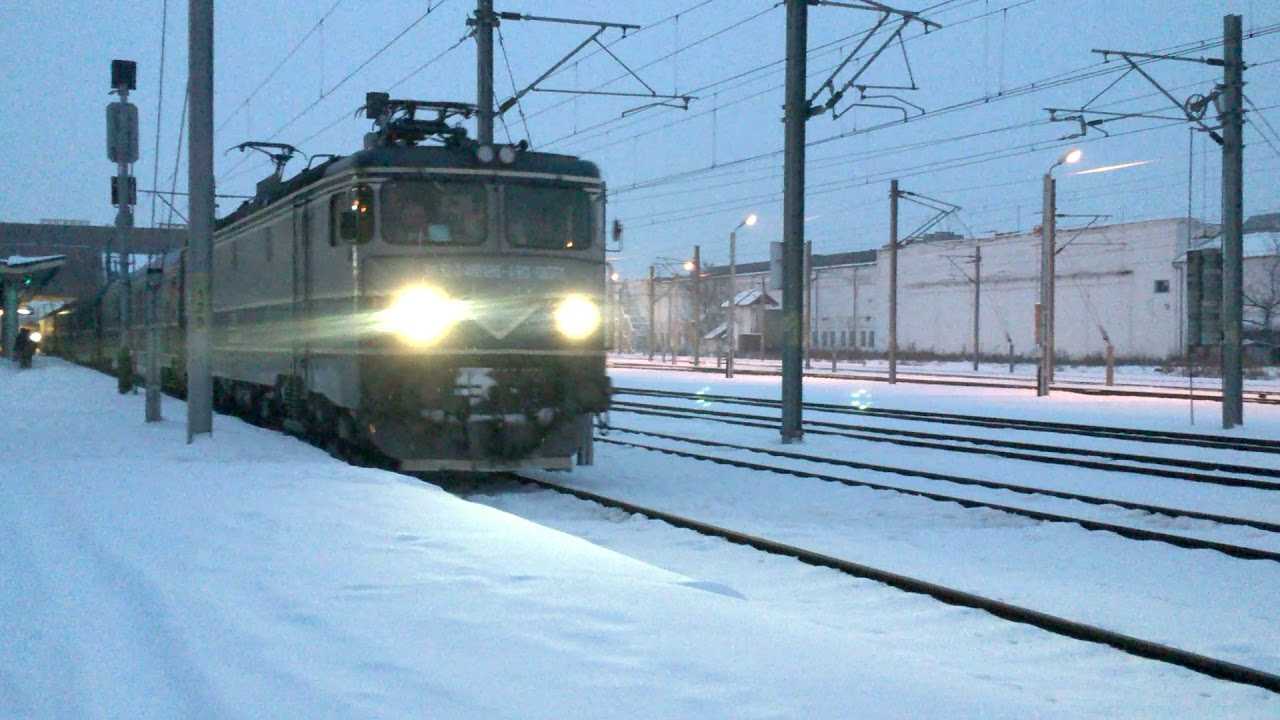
[726, 212, 759, 378]
[1038, 148, 1081, 396]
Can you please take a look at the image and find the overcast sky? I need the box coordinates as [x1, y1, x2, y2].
[1, 0, 1277, 276]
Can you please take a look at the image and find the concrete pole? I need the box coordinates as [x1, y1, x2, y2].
[973, 243, 981, 371]
[647, 265, 655, 360]
[1038, 173, 1054, 396]
[692, 245, 702, 366]
[727, 230, 737, 378]
[780, 0, 807, 443]
[145, 267, 162, 421]
[888, 179, 899, 384]
[186, 0, 214, 441]
[1, 282, 17, 358]
[475, 0, 495, 146]
[1047, 194, 1057, 385]
[1220, 13, 1245, 428]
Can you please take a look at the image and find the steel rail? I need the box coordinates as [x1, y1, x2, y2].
[510, 473, 1280, 694]
[596, 437, 1280, 562]
[606, 426, 1280, 534]
[612, 395, 1280, 477]
[614, 386, 1280, 454]
[607, 360, 1280, 405]
[610, 401, 1280, 492]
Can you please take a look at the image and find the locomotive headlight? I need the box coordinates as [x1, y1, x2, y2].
[378, 285, 469, 345]
[28, 331, 42, 343]
[553, 294, 601, 340]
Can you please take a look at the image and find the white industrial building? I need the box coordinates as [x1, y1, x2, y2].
[618, 213, 1280, 363]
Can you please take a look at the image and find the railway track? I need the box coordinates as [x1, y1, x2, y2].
[608, 360, 1280, 405]
[594, 431, 1280, 562]
[609, 400, 1280, 492]
[505, 472, 1280, 695]
[615, 387, 1280, 455]
[602, 426, 1280, 535]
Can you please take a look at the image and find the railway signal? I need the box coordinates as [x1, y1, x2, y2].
[108, 58, 138, 393]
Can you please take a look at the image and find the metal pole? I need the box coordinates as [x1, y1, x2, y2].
[888, 179, 899, 384]
[1037, 173, 1054, 396]
[667, 275, 674, 363]
[145, 267, 162, 421]
[647, 265, 655, 361]
[973, 243, 981, 371]
[780, 0, 807, 443]
[759, 276, 767, 361]
[851, 265, 859, 364]
[727, 230, 736, 378]
[849, 265, 860, 363]
[475, 0, 495, 146]
[1221, 13, 1245, 428]
[804, 240, 813, 369]
[186, 0, 214, 441]
[692, 245, 702, 366]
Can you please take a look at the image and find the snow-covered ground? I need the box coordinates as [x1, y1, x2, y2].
[612, 352, 1280, 393]
[3, 358, 1279, 717]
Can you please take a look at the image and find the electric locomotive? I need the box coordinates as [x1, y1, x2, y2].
[55, 95, 611, 472]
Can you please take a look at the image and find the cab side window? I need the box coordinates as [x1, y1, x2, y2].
[330, 185, 374, 245]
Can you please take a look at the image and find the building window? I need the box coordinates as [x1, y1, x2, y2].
[859, 330, 866, 347]
[840, 331, 847, 347]
[868, 330, 875, 347]
[1154, 279, 1169, 294]
[812, 332, 819, 347]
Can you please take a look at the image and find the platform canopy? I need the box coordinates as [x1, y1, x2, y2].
[2, 254, 67, 355]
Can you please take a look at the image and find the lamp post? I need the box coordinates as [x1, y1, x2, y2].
[1038, 148, 1081, 396]
[726, 213, 758, 378]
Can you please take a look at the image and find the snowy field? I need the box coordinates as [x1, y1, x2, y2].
[3, 358, 1279, 718]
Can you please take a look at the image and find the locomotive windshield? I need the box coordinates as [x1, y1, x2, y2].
[506, 185, 593, 250]
[381, 180, 487, 245]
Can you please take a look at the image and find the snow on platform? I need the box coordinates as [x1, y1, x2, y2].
[2, 359, 1278, 717]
